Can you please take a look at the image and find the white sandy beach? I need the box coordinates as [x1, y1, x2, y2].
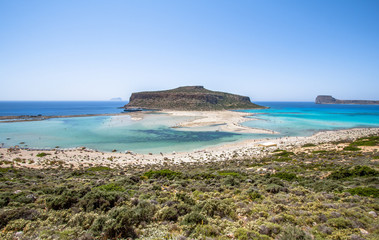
[1, 126, 378, 169]
[163, 110, 276, 134]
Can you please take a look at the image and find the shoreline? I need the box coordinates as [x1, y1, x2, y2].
[1, 127, 378, 169]
[163, 110, 277, 134]
[0, 112, 134, 123]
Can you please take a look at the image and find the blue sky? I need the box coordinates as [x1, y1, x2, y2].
[0, 0, 378, 101]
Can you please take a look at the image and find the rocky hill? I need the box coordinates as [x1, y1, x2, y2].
[316, 95, 379, 105]
[124, 86, 264, 110]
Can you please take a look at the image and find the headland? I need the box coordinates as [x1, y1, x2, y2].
[125, 86, 265, 110]
[316, 95, 379, 105]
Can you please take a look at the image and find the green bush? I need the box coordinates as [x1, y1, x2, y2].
[248, 190, 262, 201]
[68, 212, 99, 230]
[343, 146, 361, 151]
[277, 225, 312, 240]
[143, 169, 182, 179]
[329, 165, 378, 180]
[218, 171, 241, 177]
[346, 187, 379, 198]
[201, 199, 235, 218]
[174, 203, 192, 216]
[302, 143, 316, 147]
[92, 200, 156, 238]
[36, 152, 50, 157]
[193, 224, 219, 237]
[95, 183, 124, 192]
[0, 208, 39, 228]
[46, 194, 78, 210]
[80, 189, 122, 212]
[234, 228, 267, 240]
[272, 172, 297, 181]
[274, 151, 294, 157]
[103, 206, 137, 239]
[156, 206, 178, 221]
[181, 212, 208, 225]
[327, 217, 352, 229]
[223, 175, 240, 186]
[351, 136, 379, 146]
[312, 150, 328, 153]
[176, 192, 195, 205]
[87, 166, 111, 171]
[266, 184, 287, 194]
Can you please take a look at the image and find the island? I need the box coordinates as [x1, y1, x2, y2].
[315, 95, 379, 105]
[110, 97, 123, 101]
[124, 86, 264, 110]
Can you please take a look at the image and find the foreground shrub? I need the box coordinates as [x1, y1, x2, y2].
[277, 225, 312, 240]
[223, 175, 240, 186]
[80, 189, 122, 212]
[90, 201, 156, 239]
[351, 136, 379, 146]
[192, 224, 220, 238]
[87, 166, 111, 172]
[271, 172, 297, 181]
[327, 217, 353, 229]
[274, 150, 294, 157]
[143, 169, 182, 179]
[234, 228, 268, 240]
[248, 189, 262, 201]
[346, 187, 379, 198]
[95, 183, 124, 192]
[201, 199, 235, 218]
[36, 152, 50, 157]
[218, 171, 241, 177]
[181, 212, 208, 225]
[343, 146, 361, 151]
[302, 143, 316, 147]
[68, 212, 99, 230]
[102, 207, 137, 239]
[329, 166, 378, 180]
[156, 206, 178, 221]
[266, 184, 288, 194]
[46, 194, 78, 210]
[0, 208, 39, 228]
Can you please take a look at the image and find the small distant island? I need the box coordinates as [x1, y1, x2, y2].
[124, 86, 265, 110]
[110, 97, 123, 101]
[316, 95, 379, 105]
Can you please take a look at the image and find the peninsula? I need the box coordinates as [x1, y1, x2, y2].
[316, 95, 379, 105]
[124, 86, 264, 110]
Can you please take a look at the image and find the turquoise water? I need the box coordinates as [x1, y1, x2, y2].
[1, 102, 379, 153]
[242, 102, 379, 137]
[0, 114, 248, 153]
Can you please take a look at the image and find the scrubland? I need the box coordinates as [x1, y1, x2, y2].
[0, 136, 378, 240]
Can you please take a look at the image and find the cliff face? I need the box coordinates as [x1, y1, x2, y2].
[315, 95, 337, 104]
[125, 86, 264, 110]
[316, 95, 379, 105]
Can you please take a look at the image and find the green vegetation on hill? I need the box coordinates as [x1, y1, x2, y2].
[125, 86, 264, 110]
[0, 136, 378, 239]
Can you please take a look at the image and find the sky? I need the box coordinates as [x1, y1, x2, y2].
[0, 0, 378, 101]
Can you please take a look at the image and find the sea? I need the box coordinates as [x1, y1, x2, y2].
[0, 101, 378, 153]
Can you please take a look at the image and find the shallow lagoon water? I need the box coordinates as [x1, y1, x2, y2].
[1, 102, 379, 153]
[242, 102, 379, 137]
[0, 114, 254, 153]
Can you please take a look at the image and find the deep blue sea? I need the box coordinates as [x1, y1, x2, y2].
[0, 101, 378, 153]
[0, 101, 127, 116]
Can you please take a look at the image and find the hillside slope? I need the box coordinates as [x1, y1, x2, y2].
[125, 86, 264, 110]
